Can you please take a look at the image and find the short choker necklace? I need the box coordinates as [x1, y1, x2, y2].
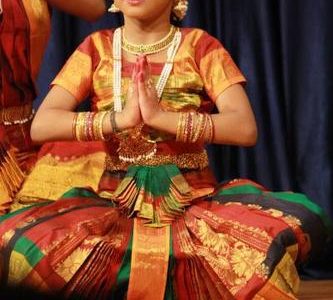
[122, 25, 177, 55]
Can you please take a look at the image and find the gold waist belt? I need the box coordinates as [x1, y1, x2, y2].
[0, 103, 34, 125]
[105, 150, 209, 171]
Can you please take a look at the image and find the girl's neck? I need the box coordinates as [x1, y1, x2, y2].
[123, 17, 172, 45]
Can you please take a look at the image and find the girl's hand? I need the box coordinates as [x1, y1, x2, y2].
[137, 55, 164, 126]
[117, 62, 142, 129]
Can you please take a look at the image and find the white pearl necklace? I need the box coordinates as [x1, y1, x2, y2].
[112, 27, 182, 112]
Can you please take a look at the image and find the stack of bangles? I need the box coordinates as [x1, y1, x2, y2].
[72, 110, 214, 143]
[176, 112, 214, 143]
[72, 111, 118, 141]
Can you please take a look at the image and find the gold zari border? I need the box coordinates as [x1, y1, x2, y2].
[105, 150, 209, 171]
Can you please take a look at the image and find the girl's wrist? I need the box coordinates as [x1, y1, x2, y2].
[115, 111, 133, 131]
[144, 109, 164, 128]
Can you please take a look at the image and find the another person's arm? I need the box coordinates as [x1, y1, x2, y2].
[47, 0, 106, 21]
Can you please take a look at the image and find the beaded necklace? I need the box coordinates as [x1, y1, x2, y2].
[112, 27, 182, 163]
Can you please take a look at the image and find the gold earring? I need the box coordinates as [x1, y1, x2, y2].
[108, 3, 120, 13]
[173, 0, 188, 20]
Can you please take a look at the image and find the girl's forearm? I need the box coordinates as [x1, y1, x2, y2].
[147, 110, 257, 146]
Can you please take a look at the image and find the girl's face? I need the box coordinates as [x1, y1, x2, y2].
[115, 0, 174, 22]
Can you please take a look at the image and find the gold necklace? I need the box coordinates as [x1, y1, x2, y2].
[122, 25, 177, 55]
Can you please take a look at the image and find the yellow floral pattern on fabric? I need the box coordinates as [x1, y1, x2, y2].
[200, 210, 272, 250]
[194, 218, 269, 295]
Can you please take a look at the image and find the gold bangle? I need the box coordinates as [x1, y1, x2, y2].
[72, 113, 78, 140]
[86, 112, 96, 140]
[185, 112, 193, 143]
[191, 113, 202, 143]
[206, 114, 214, 143]
[109, 111, 118, 133]
[100, 111, 109, 141]
[92, 112, 100, 141]
[75, 112, 86, 141]
[176, 112, 186, 142]
[182, 113, 190, 143]
[93, 111, 110, 141]
[93, 112, 103, 140]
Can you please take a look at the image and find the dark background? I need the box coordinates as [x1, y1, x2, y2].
[36, 0, 333, 278]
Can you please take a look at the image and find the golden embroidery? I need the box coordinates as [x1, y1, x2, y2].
[266, 208, 284, 218]
[196, 219, 231, 255]
[230, 242, 266, 280]
[246, 203, 303, 229]
[200, 210, 272, 248]
[127, 218, 170, 300]
[247, 204, 263, 210]
[187, 217, 269, 296]
[42, 210, 117, 257]
[283, 215, 302, 228]
[55, 248, 91, 282]
[105, 151, 209, 171]
[16, 152, 106, 203]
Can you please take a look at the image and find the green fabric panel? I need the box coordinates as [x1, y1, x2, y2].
[126, 165, 181, 197]
[215, 182, 331, 232]
[163, 164, 181, 178]
[216, 184, 263, 196]
[268, 192, 332, 230]
[61, 187, 100, 199]
[14, 236, 44, 267]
